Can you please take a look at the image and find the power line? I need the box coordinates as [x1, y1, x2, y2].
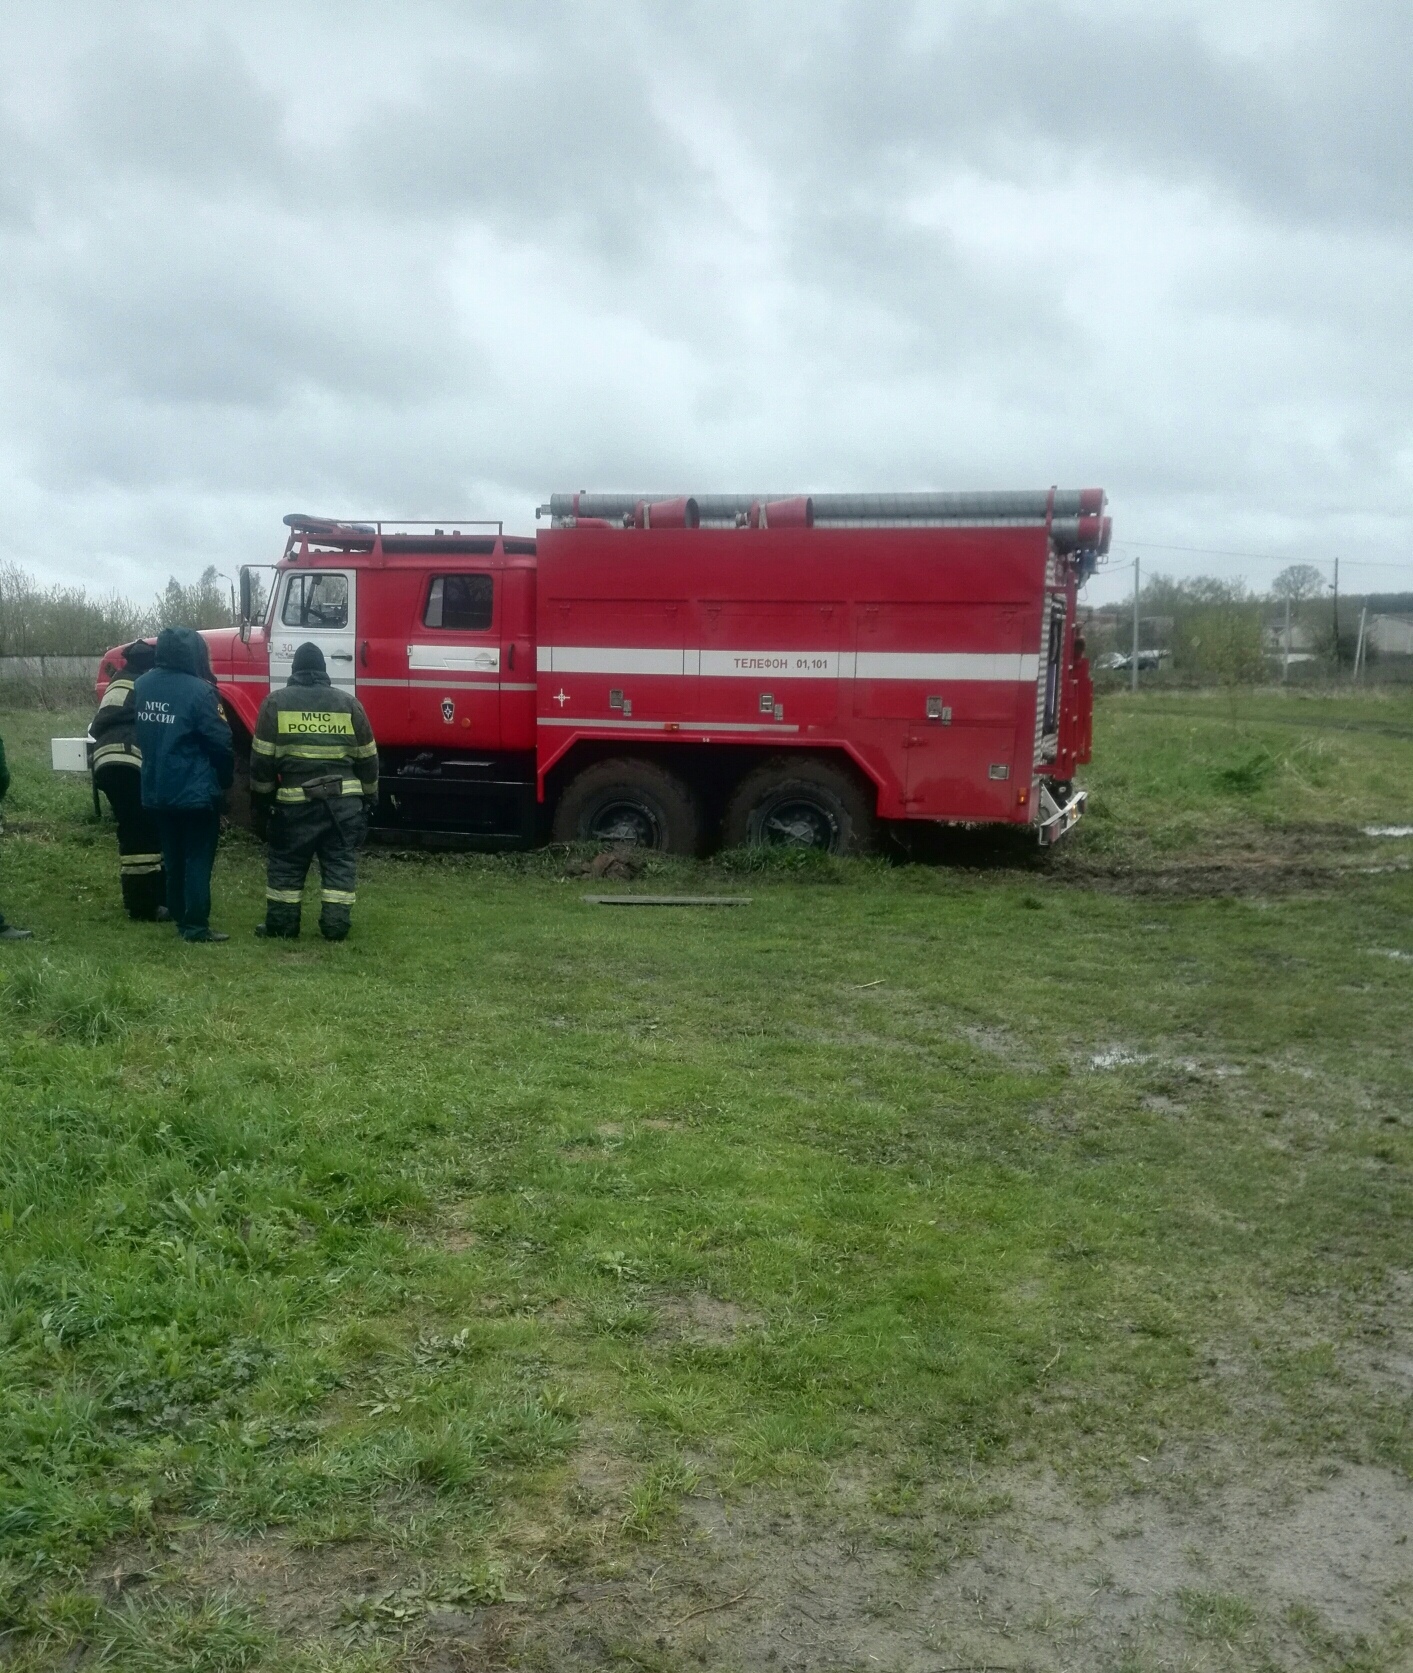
[1112, 540, 1412, 571]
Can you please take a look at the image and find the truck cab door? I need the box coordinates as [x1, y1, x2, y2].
[269, 570, 357, 692]
[498, 565, 537, 752]
[353, 568, 419, 748]
[407, 568, 502, 748]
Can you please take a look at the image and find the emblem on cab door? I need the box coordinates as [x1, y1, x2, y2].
[441, 697, 455, 724]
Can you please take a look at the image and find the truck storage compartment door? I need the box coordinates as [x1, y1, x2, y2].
[270, 570, 357, 693]
[537, 599, 685, 727]
[696, 601, 843, 732]
[408, 569, 502, 748]
[854, 601, 1037, 823]
[904, 724, 1018, 820]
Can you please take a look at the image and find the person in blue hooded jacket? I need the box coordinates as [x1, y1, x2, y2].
[0, 730, 34, 940]
[133, 626, 234, 943]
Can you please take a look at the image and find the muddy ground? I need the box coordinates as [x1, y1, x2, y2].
[99, 1445, 1410, 1671]
[1053, 822, 1412, 900]
[87, 1223, 1413, 1671]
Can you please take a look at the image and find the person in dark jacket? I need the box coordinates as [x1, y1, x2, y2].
[0, 730, 34, 940]
[250, 642, 378, 941]
[89, 639, 167, 920]
[134, 626, 235, 943]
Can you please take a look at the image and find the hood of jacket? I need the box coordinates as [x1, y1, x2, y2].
[122, 638, 158, 677]
[154, 626, 208, 677]
[289, 667, 332, 688]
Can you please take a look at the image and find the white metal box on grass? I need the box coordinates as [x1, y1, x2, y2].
[51, 738, 90, 773]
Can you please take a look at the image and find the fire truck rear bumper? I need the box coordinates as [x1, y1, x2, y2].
[1037, 782, 1087, 846]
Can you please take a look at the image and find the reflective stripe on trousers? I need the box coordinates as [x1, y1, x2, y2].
[276, 779, 365, 803]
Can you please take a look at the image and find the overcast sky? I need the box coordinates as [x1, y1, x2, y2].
[1, 0, 1409, 606]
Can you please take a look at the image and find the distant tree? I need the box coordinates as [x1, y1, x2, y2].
[1271, 563, 1326, 602]
[1139, 572, 1248, 613]
[1181, 575, 1249, 607]
[0, 561, 154, 656]
[1174, 603, 1265, 685]
[155, 566, 234, 631]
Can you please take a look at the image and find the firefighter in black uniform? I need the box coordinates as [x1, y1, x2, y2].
[250, 642, 379, 940]
[0, 728, 34, 940]
[88, 639, 167, 920]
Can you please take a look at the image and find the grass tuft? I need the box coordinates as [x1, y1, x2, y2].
[1212, 747, 1281, 794]
[2, 958, 157, 1044]
[621, 1456, 702, 1538]
[90, 1594, 267, 1672]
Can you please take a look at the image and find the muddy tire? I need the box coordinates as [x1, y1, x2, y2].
[551, 757, 703, 855]
[723, 755, 877, 855]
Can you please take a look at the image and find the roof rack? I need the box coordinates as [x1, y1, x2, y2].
[283, 515, 505, 539]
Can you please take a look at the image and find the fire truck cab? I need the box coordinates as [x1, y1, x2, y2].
[91, 489, 1106, 854]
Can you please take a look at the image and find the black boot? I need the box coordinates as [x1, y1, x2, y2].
[261, 902, 302, 939]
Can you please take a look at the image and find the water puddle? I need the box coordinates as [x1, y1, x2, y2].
[1089, 1047, 1150, 1070]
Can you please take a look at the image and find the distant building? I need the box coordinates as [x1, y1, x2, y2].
[1263, 619, 1321, 661]
[1369, 614, 1413, 657]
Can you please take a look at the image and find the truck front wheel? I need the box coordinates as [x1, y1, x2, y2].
[551, 757, 703, 854]
[723, 756, 877, 855]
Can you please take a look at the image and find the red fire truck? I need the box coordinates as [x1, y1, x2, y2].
[94, 489, 1106, 853]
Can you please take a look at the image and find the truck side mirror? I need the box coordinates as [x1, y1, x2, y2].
[239, 567, 253, 643]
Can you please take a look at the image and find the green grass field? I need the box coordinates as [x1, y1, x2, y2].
[1, 690, 1410, 1672]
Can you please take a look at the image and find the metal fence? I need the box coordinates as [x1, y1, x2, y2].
[0, 655, 98, 682]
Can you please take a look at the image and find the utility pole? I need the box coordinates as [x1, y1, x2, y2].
[1283, 595, 1291, 684]
[1354, 605, 1368, 683]
[1332, 555, 1339, 673]
[1131, 555, 1140, 695]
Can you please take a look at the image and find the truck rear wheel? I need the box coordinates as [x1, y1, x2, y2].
[551, 757, 703, 855]
[723, 756, 877, 855]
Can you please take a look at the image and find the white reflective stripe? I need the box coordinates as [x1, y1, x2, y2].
[538, 716, 799, 734]
[253, 652, 1037, 685]
[854, 651, 1040, 682]
[358, 678, 537, 692]
[409, 643, 500, 673]
[537, 646, 1040, 682]
[700, 649, 839, 678]
[541, 645, 686, 675]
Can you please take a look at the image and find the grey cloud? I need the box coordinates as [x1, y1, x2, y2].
[73, 25, 287, 191]
[38, 217, 469, 415]
[831, 3, 1413, 228]
[341, 57, 710, 248]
